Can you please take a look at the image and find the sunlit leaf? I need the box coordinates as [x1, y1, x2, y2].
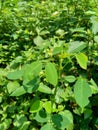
[68, 41, 87, 53]
[75, 53, 88, 69]
[45, 62, 58, 86]
[38, 83, 52, 94]
[52, 110, 73, 130]
[34, 109, 50, 123]
[44, 101, 52, 114]
[23, 61, 42, 81]
[90, 16, 98, 34]
[34, 36, 44, 46]
[74, 77, 92, 108]
[65, 75, 76, 83]
[13, 114, 27, 127]
[0, 119, 11, 130]
[90, 78, 98, 94]
[55, 29, 65, 36]
[23, 77, 40, 93]
[52, 46, 62, 55]
[40, 123, 56, 130]
[10, 86, 26, 96]
[30, 100, 43, 113]
[7, 70, 23, 80]
[7, 81, 20, 94]
[19, 121, 30, 130]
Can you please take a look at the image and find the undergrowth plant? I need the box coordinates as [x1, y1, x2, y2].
[0, 0, 98, 130]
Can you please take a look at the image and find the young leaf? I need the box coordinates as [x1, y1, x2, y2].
[75, 53, 88, 69]
[65, 75, 76, 83]
[74, 77, 92, 108]
[45, 62, 58, 86]
[30, 100, 43, 113]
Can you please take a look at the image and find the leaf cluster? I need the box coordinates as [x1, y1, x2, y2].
[0, 0, 98, 130]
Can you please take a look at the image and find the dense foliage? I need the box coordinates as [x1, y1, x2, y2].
[0, 0, 98, 129]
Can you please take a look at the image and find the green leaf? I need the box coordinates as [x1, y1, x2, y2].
[84, 109, 92, 119]
[75, 53, 88, 69]
[55, 29, 65, 36]
[23, 61, 42, 81]
[43, 101, 52, 114]
[0, 119, 12, 130]
[34, 109, 51, 123]
[45, 62, 58, 86]
[52, 110, 73, 130]
[0, 68, 6, 78]
[23, 77, 40, 93]
[30, 100, 43, 113]
[70, 27, 86, 33]
[52, 46, 62, 55]
[40, 123, 56, 130]
[13, 114, 27, 127]
[74, 77, 92, 108]
[94, 36, 98, 42]
[19, 121, 30, 130]
[68, 41, 87, 53]
[40, 30, 50, 36]
[10, 86, 26, 96]
[30, 61, 42, 75]
[7, 70, 23, 80]
[65, 75, 76, 83]
[7, 81, 20, 94]
[89, 78, 98, 94]
[34, 36, 44, 46]
[38, 83, 52, 94]
[23, 64, 33, 81]
[90, 16, 98, 34]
